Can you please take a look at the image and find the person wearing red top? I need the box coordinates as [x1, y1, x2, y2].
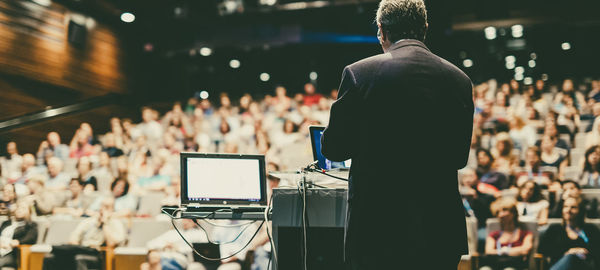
[302, 82, 323, 107]
[482, 197, 533, 270]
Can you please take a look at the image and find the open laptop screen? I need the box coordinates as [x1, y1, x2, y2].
[309, 126, 351, 170]
[180, 153, 267, 206]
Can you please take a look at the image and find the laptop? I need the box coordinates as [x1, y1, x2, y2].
[309, 126, 351, 171]
[180, 153, 268, 213]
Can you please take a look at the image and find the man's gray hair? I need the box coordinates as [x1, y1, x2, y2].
[375, 0, 428, 42]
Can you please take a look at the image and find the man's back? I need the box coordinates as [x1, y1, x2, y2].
[322, 39, 473, 261]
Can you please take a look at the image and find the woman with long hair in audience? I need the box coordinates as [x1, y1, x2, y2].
[481, 198, 533, 270]
[490, 132, 519, 176]
[579, 145, 600, 188]
[539, 196, 600, 269]
[477, 148, 510, 190]
[516, 180, 549, 225]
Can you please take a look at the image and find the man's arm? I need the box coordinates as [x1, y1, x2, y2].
[321, 67, 358, 162]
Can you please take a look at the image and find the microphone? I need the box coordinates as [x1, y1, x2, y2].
[302, 160, 319, 171]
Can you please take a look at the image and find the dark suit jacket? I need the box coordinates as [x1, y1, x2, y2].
[321, 40, 474, 260]
[0, 220, 38, 255]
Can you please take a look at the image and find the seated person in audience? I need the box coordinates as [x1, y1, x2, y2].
[53, 179, 94, 217]
[69, 197, 126, 248]
[579, 145, 600, 188]
[69, 128, 94, 159]
[481, 198, 533, 270]
[140, 249, 164, 270]
[0, 202, 38, 268]
[102, 132, 124, 157]
[161, 175, 181, 207]
[549, 180, 599, 219]
[0, 184, 17, 216]
[535, 121, 570, 155]
[490, 132, 519, 176]
[516, 180, 549, 225]
[23, 174, 56, 216]
[91, 151, 115, 193]
[45, 157, 71, 191]
[540, 135, 568, 180]
[146, 219, 207, 270]
[539, 197, 600, 269]
[43, 197, 126, 270]
[76, 156, 98, 191]
[36, 131, 69, 164]
[515, 146, 552, 187]
[88, 178, 137, 218]
[476, 148, 510, 190]
[8, 153, 40, 185]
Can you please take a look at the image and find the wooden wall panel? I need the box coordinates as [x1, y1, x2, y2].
[0, 0, 127, 96]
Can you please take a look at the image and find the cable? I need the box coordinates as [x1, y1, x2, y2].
[308, 168, 349, 182]
[162, 207, 265, 261]
[201, 219, 256, 228]
[265, 193, 278, 269]
[192, 219, 258, 245]
[301, 171, 308, 270]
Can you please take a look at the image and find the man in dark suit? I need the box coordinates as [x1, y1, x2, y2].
[321, 0, 474, 268]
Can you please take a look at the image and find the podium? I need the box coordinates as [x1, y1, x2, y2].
[272, 187, 348, 270]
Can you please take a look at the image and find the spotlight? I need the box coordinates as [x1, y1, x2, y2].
[200, 91, 209, 99]
[120, 12, 135, 23]
[515, 66, 525, 74]
[200, 47, 212, 56]
[259, 0, 277, 5]
[229, 59, 241, 69]
[561, 42, 571, 51]
[309, 71, 318, 80]
[524, 77, 533, 85]
[484, 26, 497, 40]
[260, 73, 270, 82]
[541, 74, 549, 81]
[511, 24, 523, 38]
[515, 73, 524, 81]
[528, 60, 536, 68]
[463, 59, 473, 68]
[505, 62, 515, 70]
[530, 53, 537, 60]
[505, 55, 516, 63]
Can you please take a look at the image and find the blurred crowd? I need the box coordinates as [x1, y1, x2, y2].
[0, 82, 333, 270]
[461, 77, 600, 270]
[2, 76, 600, 269]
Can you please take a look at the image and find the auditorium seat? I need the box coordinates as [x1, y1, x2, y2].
[136, 192, 166, 217]
[485, 218, 540, 270]
[563, 166, 581, 182]
[126, 218, 172, 247]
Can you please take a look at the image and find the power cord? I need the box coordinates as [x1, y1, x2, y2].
[265, 193, 277, 270]
[161, 207, 265, 261]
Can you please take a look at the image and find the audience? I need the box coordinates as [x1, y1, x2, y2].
[580, 145, 600, 188]
[539, 197, 600, 269]
[0, 202, 38, 268]
[515, 180, 549, 225]
[481, 198, 533, 270]
[1, 78, 600, 269]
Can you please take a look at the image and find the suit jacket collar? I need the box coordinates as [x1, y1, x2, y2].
[388, 39, 430, 52]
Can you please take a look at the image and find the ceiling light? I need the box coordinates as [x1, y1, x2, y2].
[120, 12, 135, 23]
